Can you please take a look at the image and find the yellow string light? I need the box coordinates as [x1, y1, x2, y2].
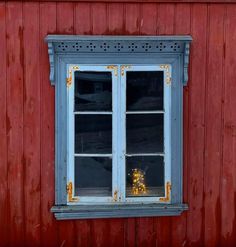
[131, 168, 147, 195]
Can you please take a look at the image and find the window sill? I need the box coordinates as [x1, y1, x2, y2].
[51, 203, 188, 220]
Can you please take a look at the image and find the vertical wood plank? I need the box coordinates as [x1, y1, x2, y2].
[221, 4, 236, 246]
[140, 3, 157, 35]
[75, 220, 91, 247]
[56, 2, 74, 34]
[6, 2, 25, 246]
[92, 3, 107, 35]
[23, 2, 41, 247]
[124, 218, 136, 247]
[171, 4, 191, 247]
[90, 219, 111, 247]
[124, 3, 140, 35]
[204, 5, 225, 247]
[39, 3, 58, 247]
[75, 3, 91, 34]
[108, 218, 125, 247]
[186, 4, 208, 246]
[108, 3, 124, 34]
[136, 217, 156, 247]
[56, 3, 76, 247]
[0, 3, 8, 247]
[157, 3, 175, 34]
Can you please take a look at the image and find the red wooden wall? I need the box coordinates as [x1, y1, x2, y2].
[0, 1, 236, 247]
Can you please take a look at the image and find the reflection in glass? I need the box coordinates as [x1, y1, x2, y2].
[75, 157, 112, 196]
[126, 114, 163, 153]
[126, 71, 163, 111]
[126, 156, 164, 197]
[74, 71, 112, 111]
[75, 115, 112, 154]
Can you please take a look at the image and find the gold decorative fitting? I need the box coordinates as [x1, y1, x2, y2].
[113, 190, 118, 202]
[72, 66, 79, 70]
[159, 181, 171, 202]
[67, 182, 79, 202]
[160, 64, 171, 84]
[67, 66, 79, 87]
[107, 65, 118, 76]
[121, 65, 132, 76]
[67, 69, 72, 87]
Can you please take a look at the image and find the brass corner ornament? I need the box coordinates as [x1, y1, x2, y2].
[121, 65, 132, 76]
[107, 65, 118, 76]
[67, 65, 79, 88]
[113, 190, 118, 202]
[159, 181, 171, 202]
[160, 64, 171, 84]
[66, 73, 72, 87]
[67, 182, 79, 202]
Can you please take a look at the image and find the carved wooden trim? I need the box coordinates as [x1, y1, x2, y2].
[45, 35, 192, 85]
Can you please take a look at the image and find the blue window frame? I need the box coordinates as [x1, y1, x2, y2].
[45, 35, 192, 220]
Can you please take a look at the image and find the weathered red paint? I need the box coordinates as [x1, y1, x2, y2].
[0, 1, 236, 247]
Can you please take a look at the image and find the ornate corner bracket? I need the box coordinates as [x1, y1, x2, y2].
[48, 42, 55, 86]
[159, 181, 171, 202]
[67, 182, 79, 202]
[183, 42, 191, 86]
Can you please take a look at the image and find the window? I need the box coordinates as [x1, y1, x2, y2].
[46, 35, 192, 219]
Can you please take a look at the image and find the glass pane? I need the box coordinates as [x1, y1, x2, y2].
[126, 156, 164, 197]
[75, 115, 112, 154]
[75, 157, 112, 196]
[126, 114, 163, 153]
[126, 71, 163, 111]
[74, 71, 112, 111]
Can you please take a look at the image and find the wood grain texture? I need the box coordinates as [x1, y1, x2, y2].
[75, 2, 92, 34]
[221, 4, 236, 247]
[204, 4, 224, 247]
[91, 3, 107, 35]
[0, 2, 8, 247]
[186, 4, 208, 246]
[0, 1, 236, 247]
[56, 2, 74, 34]
[157, 3, 175, 34]
[23, 2, 41, 247]
[108, 3, 124, 34]
[140, 3, 157, 35]
[6, 2, 25, 246]
[124, 3, 140, 35]
[39, 3, 58, 247]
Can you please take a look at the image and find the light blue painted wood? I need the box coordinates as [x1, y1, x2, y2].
[45, 35, 192, 85]
[51, 203, 188, 220]
[67, 65, 119, 203]
[46, 35, 192, 218]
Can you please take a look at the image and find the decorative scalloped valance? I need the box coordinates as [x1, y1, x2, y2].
[45, 35, 192, 86]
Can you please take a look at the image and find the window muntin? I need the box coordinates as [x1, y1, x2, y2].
[67, 64, 171, 204]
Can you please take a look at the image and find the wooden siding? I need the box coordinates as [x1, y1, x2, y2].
[0, 1, 236, 247]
